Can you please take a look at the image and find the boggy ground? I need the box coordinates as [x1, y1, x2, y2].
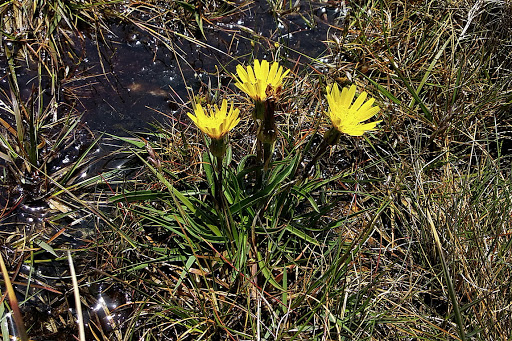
[1, 0, 512, 340]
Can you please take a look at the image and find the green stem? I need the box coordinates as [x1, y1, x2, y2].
[302, 127, 341, 180]
[215, 155, 223, 203]
[253, 100, 265, 121]
[257, 99, 277, 171]
[209, 137, 226, 212]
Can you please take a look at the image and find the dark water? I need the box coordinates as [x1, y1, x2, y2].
[69, 0, 345, 134]
[1, 1, 345, 134]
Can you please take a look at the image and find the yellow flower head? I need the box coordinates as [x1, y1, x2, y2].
[326, 84, 382, 136]
[234, 59, 290, 101]
[187, 99, 240, 140]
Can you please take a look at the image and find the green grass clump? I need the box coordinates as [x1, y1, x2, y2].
[105, 75, 383, 338]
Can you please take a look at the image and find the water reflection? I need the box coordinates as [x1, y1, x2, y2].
[69, 0, 340, 135]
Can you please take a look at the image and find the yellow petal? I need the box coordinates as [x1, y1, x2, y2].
[188, 99, 240, 139]
[340, 84, 356, 108]
[345, 120, 382, 136]
[355, 105, 381, 122]
[268, 62, 279, 85]
[351, 91, 367, 111]
[280, 67, 290, 82]
[233, 60, 289, 101]
[325, 83, 381, 136]
[220, 99, 228, 114]
[236, 64, 249, 83]
[187, 112, 198, 124]
[247, 65, 256, 84]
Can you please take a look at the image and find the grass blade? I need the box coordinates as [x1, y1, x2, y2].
[67, 251, 86, 341]
[426, 209, 466, 341]
[0, 254, 28, 341]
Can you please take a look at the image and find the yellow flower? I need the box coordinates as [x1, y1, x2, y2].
[326, 84, 382, 136]
[187, 99, 240, 140]
[234, 59, 290, 101]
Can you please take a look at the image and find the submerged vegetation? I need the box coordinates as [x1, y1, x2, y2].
[1, 0, 512, 340]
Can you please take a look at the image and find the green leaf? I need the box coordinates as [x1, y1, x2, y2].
[34, 240, 58, 257]
[109, 190, 172, 203]
[360, 73, 401, 105]
[230, 155, 298, 215]
[195, 12, 205, 39]
[389, 58, 433, 122]
[135, 151, 196, 213]
[202, 151, 215, 195]
[0, 301, 9, 341]
[60, 135, 101, 185]
[176, 1, 195, 12]
[257, 251, 285, 291]
[285, 224, 321, 246]
[292, 187, 320, 213]
[105, 134, 146, 148]
[173, 256, 196, 295]
[132, 205, 224, 243]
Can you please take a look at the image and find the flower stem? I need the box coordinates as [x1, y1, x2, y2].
[302, 127, 341, 180]
[215, 155, 223, 203]
[257, 99, 277, 170]
[209, 137, 226, 211]
[253, 100, 265, 121]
